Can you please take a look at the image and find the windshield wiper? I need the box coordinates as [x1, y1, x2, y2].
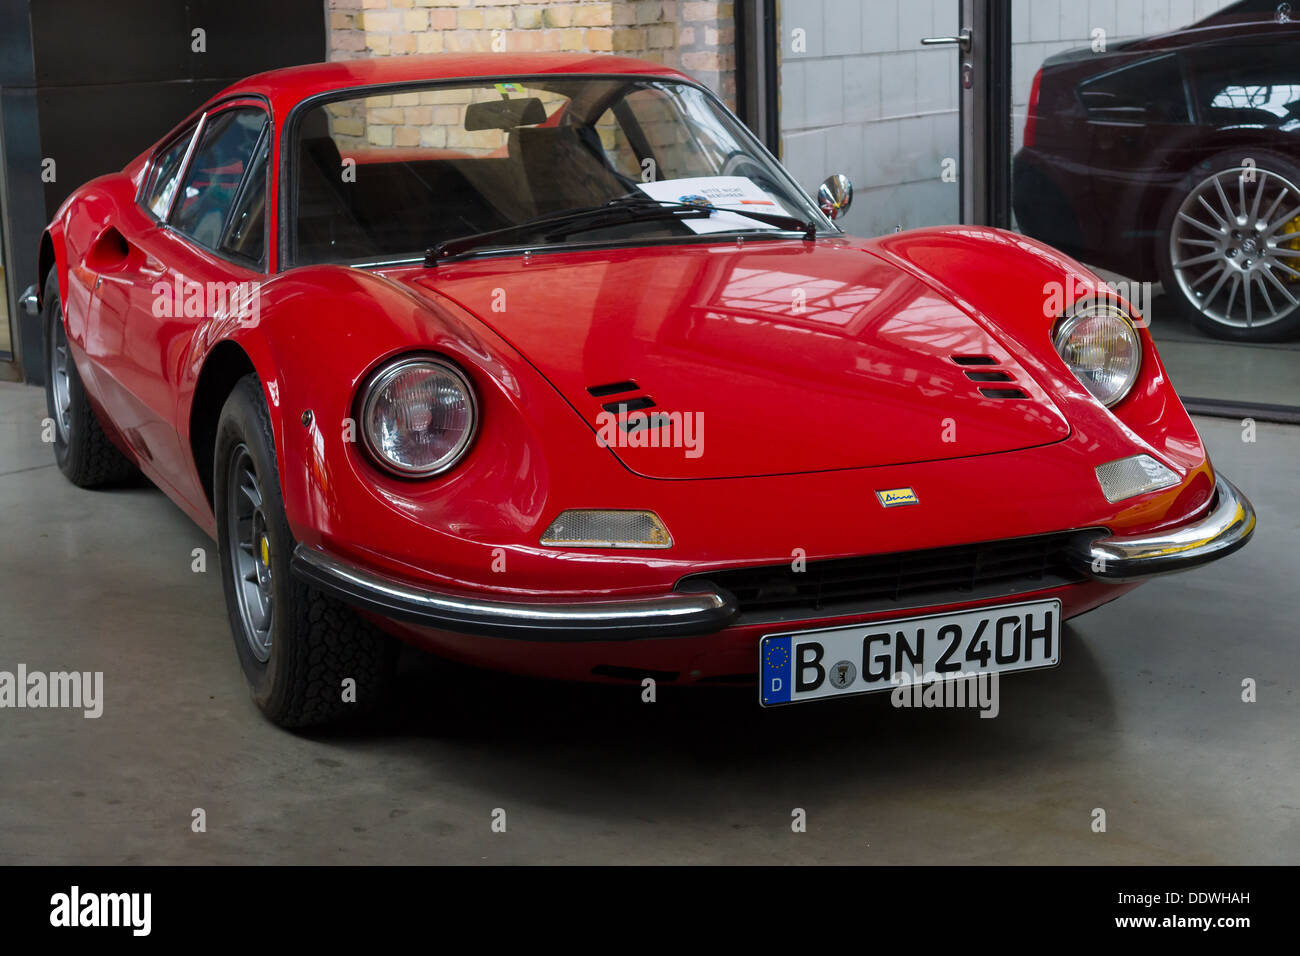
[606, 192, 816, 236]
[426, 192, 817, 265]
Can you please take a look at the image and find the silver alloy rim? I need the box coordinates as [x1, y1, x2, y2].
[1170, 165, 1300, 329]
[226, 444, 273, 662]
[49, 310, 72, 442]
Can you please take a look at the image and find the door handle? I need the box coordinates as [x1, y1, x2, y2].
[921, 27, 971, 52]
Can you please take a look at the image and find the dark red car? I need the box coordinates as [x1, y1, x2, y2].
[1014, 0, 1300, 340]
[33, 54, 1254, 727]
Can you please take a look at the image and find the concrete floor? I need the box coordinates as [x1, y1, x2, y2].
[0, 380, 1296, 864]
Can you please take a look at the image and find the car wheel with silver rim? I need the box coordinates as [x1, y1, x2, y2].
[1159, 150, 1300, 341]
[214, 373, 397, 728]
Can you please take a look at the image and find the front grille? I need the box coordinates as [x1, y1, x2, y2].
[677, 532, 1092, 623]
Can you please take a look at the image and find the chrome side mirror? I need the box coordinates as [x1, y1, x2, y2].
[817, 174, 853, 220]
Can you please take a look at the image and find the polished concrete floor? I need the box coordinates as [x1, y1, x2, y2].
[0, 380, 1296, 864]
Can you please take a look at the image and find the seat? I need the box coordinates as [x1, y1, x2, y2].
[507, 126, 626, 215]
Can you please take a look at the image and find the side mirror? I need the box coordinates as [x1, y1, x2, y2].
[817, 174, 853, 220]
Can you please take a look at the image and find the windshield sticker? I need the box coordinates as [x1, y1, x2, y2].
[636, 176, 791, 234]
[494, 82, 525, 96]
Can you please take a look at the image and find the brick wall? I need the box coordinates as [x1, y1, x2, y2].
[327, 0, 738, 109]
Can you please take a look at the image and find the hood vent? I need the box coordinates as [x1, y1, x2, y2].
[951, 355, 1029, 400]
[587, 380, 639, 397]
[594, 392, 666, 433]
[601, 395, 656, 414]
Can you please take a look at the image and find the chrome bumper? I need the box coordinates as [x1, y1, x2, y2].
[291, 545, 736, 641]
[294, 474, 1254, 640]
[1070, 474, 1255, 581]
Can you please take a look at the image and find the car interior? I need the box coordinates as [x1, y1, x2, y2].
[293, 101, 640, 264]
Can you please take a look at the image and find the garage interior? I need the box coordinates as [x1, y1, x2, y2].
[1, 382, 1294, 863]
[1, 0, 1297, 865]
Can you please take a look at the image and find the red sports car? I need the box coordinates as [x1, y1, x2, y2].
[29, 54, 1255, 726]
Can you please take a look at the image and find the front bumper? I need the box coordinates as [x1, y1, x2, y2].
[291, 545, 736, 640]
[1067, 474, 1255, 580]
[293, 474, 1254, 642]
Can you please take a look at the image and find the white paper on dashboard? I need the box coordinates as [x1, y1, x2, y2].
[635, 176, 791, 234]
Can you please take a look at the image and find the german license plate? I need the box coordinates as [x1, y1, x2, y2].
[759, 599, 1061, 706]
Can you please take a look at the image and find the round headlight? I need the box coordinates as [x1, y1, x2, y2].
[359, 356, 477, 477]
[1052, 304, 1142, 407]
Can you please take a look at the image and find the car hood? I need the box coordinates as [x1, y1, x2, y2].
[404, 240, 1070, 479]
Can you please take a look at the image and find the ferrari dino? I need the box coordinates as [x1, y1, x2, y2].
[26, 54, 1255, 726]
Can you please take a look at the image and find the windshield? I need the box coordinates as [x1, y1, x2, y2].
[291, 76, 832, 266]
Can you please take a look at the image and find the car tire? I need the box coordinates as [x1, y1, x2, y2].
[1157, 149, 1300, 342]
[214, 374, 397, 728]
[42, 270, 138, 487]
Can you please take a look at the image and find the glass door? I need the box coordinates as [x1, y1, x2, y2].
[776, 0, 964, 237]
[1010, 0, 1300, 410]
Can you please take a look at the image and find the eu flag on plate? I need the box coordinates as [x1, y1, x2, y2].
[762, 636, 792, 705]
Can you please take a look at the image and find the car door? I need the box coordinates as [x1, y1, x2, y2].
[93, 101, 271, 504]
[1079, 52, 1195, 247]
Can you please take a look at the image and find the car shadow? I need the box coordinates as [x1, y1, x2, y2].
[308, 623, 1120, 820]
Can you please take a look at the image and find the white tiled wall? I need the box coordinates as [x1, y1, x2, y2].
[779, 0, 1237, 238]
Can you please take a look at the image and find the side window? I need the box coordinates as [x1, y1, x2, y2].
[1078, 54, 1190, 124]
[171, 107, 269, 251]
[219, 130, 270, 264]
[1191, 43, 1300, 130]
[143, 128, 196, 219]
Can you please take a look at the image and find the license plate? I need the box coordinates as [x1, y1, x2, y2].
[759, 599, 1061, 706]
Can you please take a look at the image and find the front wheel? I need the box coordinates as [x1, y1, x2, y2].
[1158, 150, 1300, 341]
[214, 374, 396, 728]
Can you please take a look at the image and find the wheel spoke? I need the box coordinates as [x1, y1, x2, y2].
[1179, 210, 1223, 238]
[1247, 170, 1266, 224]
[1263, 203, 1300, 237]
[1189, 263, 1225, 290]
[1173, 250, 1224, 269]
[1254, 272, 1273, 318]
[1203, 265, 1233, 305]
[240, 477, 262, 510]
[1260, 265, 1299, 305]
[1212, 176, 1237, 224]
[1194, 196, 1228, 232]
[1259, 188, 1288, 227]
[1225, 273, 1242, 318]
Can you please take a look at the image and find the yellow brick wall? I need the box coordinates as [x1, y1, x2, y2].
[326, 0, 735, 106]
